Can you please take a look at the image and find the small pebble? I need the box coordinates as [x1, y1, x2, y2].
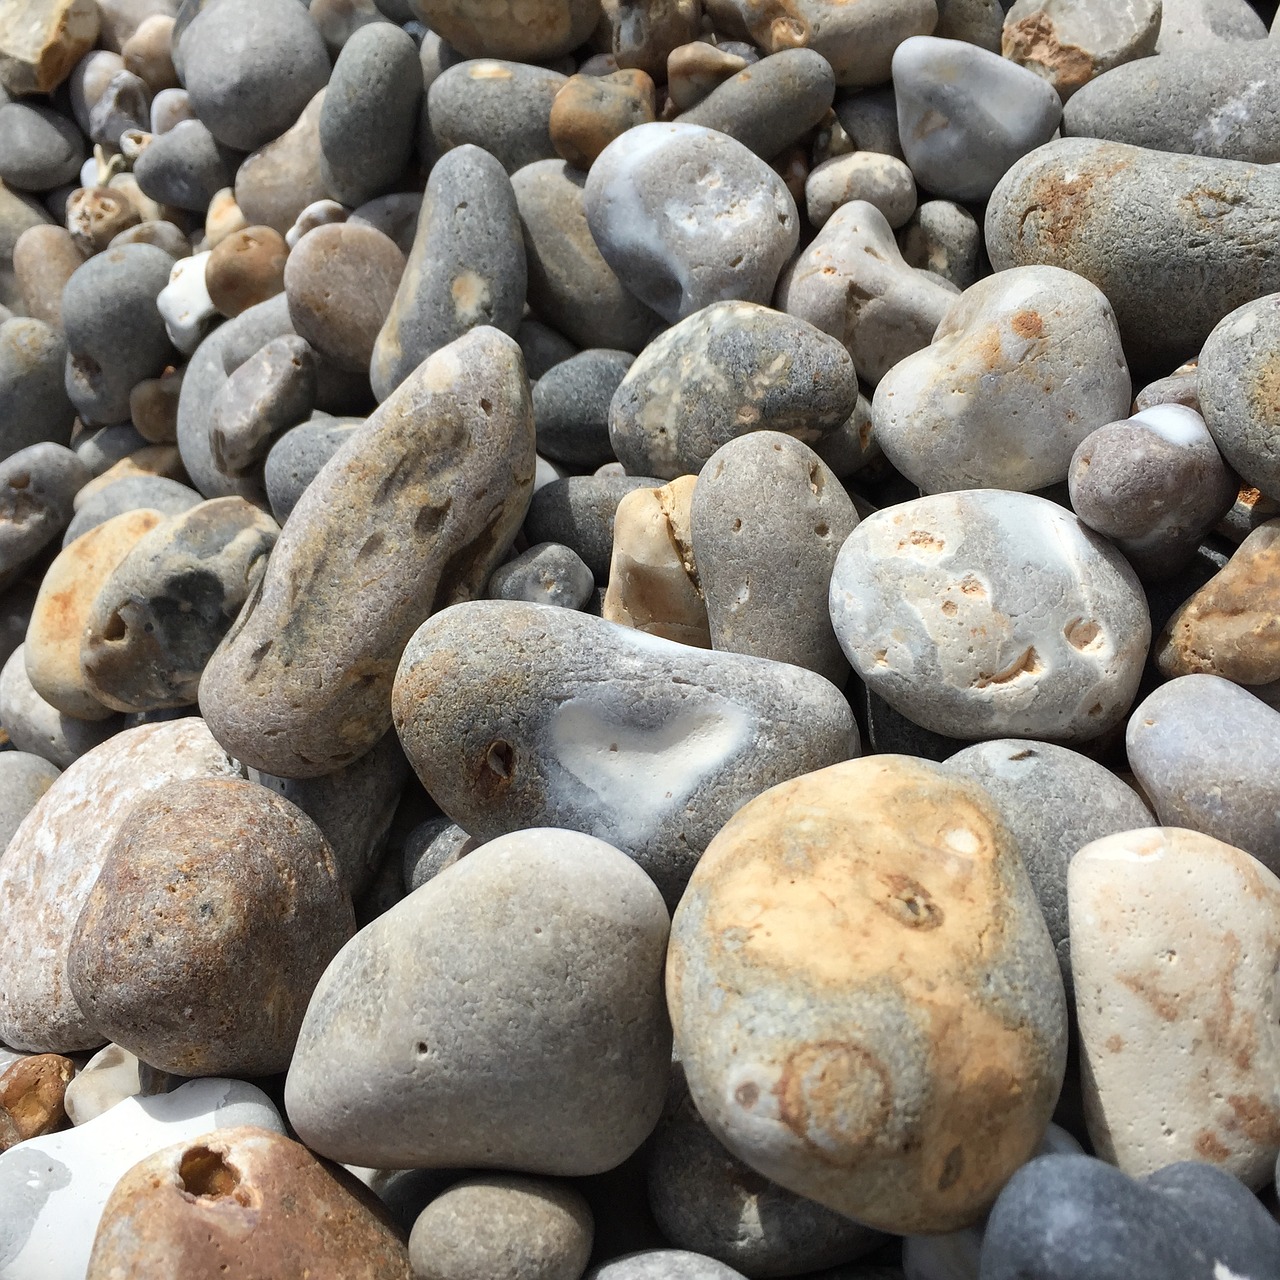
[896, 198, 981, 289]
[805, 150, 916, 229]
[523, 474, 660, 583]
[0, 443, 92, 582]
[132, 117, 237, 213]
[65, 185, 139, 254]
[550, 69, 657, 172]
[12, 224, 86, 330]
[205, 223, 288, 319]
[0, 102, 87, 193]
[488, 542, 595, 610]
[63, 474, 201, 545]
[156, 248, 217, 354]
[0, 1052, 75, 1151]
[263, 414, 362, 523]
[62, 1042, 174, 1126]
[533, 348, 630, 469]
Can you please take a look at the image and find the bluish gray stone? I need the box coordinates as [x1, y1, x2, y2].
[0, 752, 60, 852]
[487, 541, 594, 610]
[517, 319, 578, 381]
[0, 104, 86, 193]
[0, 319, 75, 458]
[533, 349, 630, 470]
[132, 118, 239, 213]
[75, 424, 148, 477]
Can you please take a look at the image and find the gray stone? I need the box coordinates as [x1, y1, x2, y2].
[62, 476, 201, 547]
[427, 59, 566, 175]
[320, 22, 421, 209]
[584, 123, 799, 325]
[533, 349, 630, 470]
[131, 118, 238, 213]
[0, 184, 50, 313]
[0, 103, 86, 193]
[893, 35, 1062, 203]
[74, 423, 147, 477]
[609, 302, 856, 480]
[830, 490, 1151, 742]
[61, 244, 176, 427]
[935, 0, 1002, 49]
[487, 541, 594, 610]
[310, 0, 389, 58]
[392, 599, 858, 906]
[233, 88, 329, 237]
[833, 87, 903, 159]
[587, 1252, 747, 1280]
[897, 199, 981, 289]
[180, 0, 331, 152]
[0, 318, 75, 459]
[284, 828, 672, 1171]
[944, 738, 1153, 995]
[1127, 674, 1280, 875]
[408, 0, 598, 62]
[0, 752, 59, 852]
[0, 444, 91, 581]
[263, 414, 363, 523]
[524, 475, 660, 583]
[87, 69, 148, 148]
[68, 49, 124, 135]
[512, 160, 663, 354]
[349, 191, 422, 255]
[985, 137, 1280, 371]
[402, 817, 480, 892]
[108, 217, 189, 258]
[1157, 0, 1269, 51]
[0, 581, 35, 674]
[371, 144, 525, 402]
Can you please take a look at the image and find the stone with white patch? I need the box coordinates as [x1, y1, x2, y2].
[156, 250, 217, 356]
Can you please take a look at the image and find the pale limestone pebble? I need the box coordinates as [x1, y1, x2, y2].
[1157, 0, 1268, 51]
[897, 199, 981, 290]
[0, 1078, 283, 1280]
[602, 475, 709, 648]
[1068, 404, 1238, 580]
[0, 644, 124, 768]
[666, 41, 749, 112]
[1127, 675, 1280, 873]
[1070, 826, 1280, 1188]
[587, 1254, 746, 1280]
[62, 1043, 176, 1126]
[596, 0, 701, 80]
[204, 189, 247, 249]
[0, 0, 100, 97]
[150, 85, 194, 134]
[830, 490, 1151, 742]
[777, 200, 957, 386]
[551, 69, 657, 172]
[391, 600, 858, 906]
[199, 326, 535, 779]
[488, 542, 595, 611]
[121, 12, 177, 91]
[583, 124, 799, 325]
[234, 89, 330, 237]
[984, 139, 1280, 372]
[690, 433, 858, 686]
[0, 717, 242, 1052]
[933, 0, 1001, 49]
[608, 301, 857, 480]
[805, 150, 916, 228]
[285, 828, 671, 1171]
[408, 0, 600, 61]
[0, 443, 91, 585]
[872, 265, 1130, 494]
[667, 755, 1067, 1236]
[892, 36, 1062, 203]
[156, 249, 216, 356]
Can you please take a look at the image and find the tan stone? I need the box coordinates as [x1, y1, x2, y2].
[1070, 826, 1280, 1188]
[128, 368, 182, 444]
[666, 41, 749, 112]
[234, 89, 329, 237]
[550, 70, 657, 171]
[72, 447, 187, 510]
[66, 187, 140, 255]
[206, 224, 288, 319]
[409, 0, 600, 62]
[204, 187, 248, 249]
[0, 1053, 75, 1151]
[13, 225, 87, 331]
[0, 0, 101, 96]
[603, 475, 710, 648]
[87, 1125, 411, 1278]
[120, 13, 177, 93]
[25, 508, 165, 720]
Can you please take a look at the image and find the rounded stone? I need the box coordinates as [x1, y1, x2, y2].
[407, 1175, 593, 1280]
[13, 225, 86, 331]
[0, 317, 75, 458]
[550, 69, 657, 172]
[263, 415, 362, 524]
[0, 442, 92, 580]
[829, 490, 1151, 742]
[532, 349, 630, 469]
[897, 198, 982, 289]
[1158, 0, 1269, 50]
[62, 1042, 174, 1126]
[666, 41, 750, 112]
[180, 0, 331, 153]
[120, 12, 178, 92]
[205, 225, 287, 320]
[667, 755, 1067, 1235]
[65, 186, 140, 256]
[586, 1252, 747, 1280]
[233, 88, 330, 237]
[405, 0, 600, 62]
[0, 1051, 75, 1151]
[109, 217, 189, 258]
[487, 542, 595, 610]
[284, 828, 672, 1172]
[0, 752, 60, 852]
[0, 102, 86, 193]
[779, 0, 937, 89]
[131, 118, 238, 213]
[806, 150, 916, 229]
[523, 474, 661, 582]
[62, 475, 200, 546]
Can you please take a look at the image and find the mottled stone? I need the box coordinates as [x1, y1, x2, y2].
[65, 186, 139, 256]
[0, 1052, 74, 1150]
[407, 0, 600, 61]
[0, 751, 60, 851]
[667, 755, 1067, 1235]
[533, 348, 630, 469]
[806, 150, 915, 229]
[234, 89, 329, 237]
[488, 542, 594, 611]
[0, 317, 75, 458]
[392, 600, 858, 905]
[0, 0, 100, 96]
[551, 70, 657, 172]
[285, 828, 671, 1171]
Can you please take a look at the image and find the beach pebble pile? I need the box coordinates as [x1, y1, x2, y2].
[2, 1, 1280, 1278]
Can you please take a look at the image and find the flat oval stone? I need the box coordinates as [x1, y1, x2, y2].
[233, 88, 329, 236]
[608, 301, 856, 479]
[408, 0, 600, 62]
[80, 497, 279, 713]
[13, 224, 86, 330]
[68, 778, 355, 1076]
[985, 137, 1280, 372]
[805, 149, 916, 228]
[667, 755, 1067, 1235]
[392, 599, 858, 906]
[830, 490, 1151, 741]
[1070, 826, 1280, 1188]
[371, 144, 525, 402]
[200, 326, 535, 779]
[0, 317, 75, 457]
[0, 751, 60, 851]
[872, 265, 1131, 493]
[285, 827, 672, 1172]
[584, 123, 799, 324]
[87, 1125, 410, 1278]
[0, 443, 92, 580]
[0, 718, 241, 1052]
[1126, 675, 1280, 874]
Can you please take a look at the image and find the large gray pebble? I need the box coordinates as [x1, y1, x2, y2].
[830, 490, 1151, 742]
[132, 117, 238, 212]
[285, 827, 672, 1171]
[584, 123, 799, 325]
[0, 752, 60, 852]
[524, 475, 661, 583]
[320, 21, 421, 208]
[0, 319, 75, 458]
[533, 349, 630, 469]
[0, 103, 86, 193]
[180, 0, 331, 152]
[0, 444, 91, 580]
[62, 475, 201, 546]
[263, 414, 363, 523]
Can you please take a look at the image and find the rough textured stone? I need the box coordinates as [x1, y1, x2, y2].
[896, 198, 982, 289]
[0, 0, 100, 96]
[0, 1052, 74, 1151]
[406, 0, 601, 62]
[0, 443, 92, 581]
[586, 1253, 746, 1280]
[551, 69, 656, 171]
[488, 541, 594, 611]
[1159, 0, 1268, 50]
[805, 150, 916, 229]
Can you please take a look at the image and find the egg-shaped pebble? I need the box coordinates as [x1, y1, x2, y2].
[0, 317, 75, 457]
[233, 88, 329, 237]
[533, 348, 630, 469]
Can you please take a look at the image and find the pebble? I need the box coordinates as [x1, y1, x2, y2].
[985, 137, 1280, 372]
[320, 22, 421, 209]
[0, 0, 100, 97]
[667, 754, 1066, 1235]
[586, 1253, 747, 1280]
[0, 1052, 75, 1151]
[873, 265, 1131, 493]
[80, 497, 279, 712]
[62, 473, 200, 545]
[830, 490, 1151, 741]
[1127, 675, 1280, 875]
[0, 443, 92, 582]
[1158, 0, 1270, 50]
[203, 186, 247, 247]
[12, 225, 86, 330]
[897, 198, 981, 289]
[62, 1043, 174, 1126]
[371, 144, 525, 402]
[0, 752, 60, 851]
[777, 200, 958, 385]
[1070, 826, 1280, 1188]
[523, 474, 661, 582]
[584, 123, 799, 324]
[402, 817, 478, 891]
[0, 317, 75, 458]
[285, 221, 405, 373]
[263, 414, 362, 523]
[285, 828, 672, 1171]
[0, 103, 87, 193]
[666, 41, 750, 112]
[608, 301, 856, 479]
[64, 185, 139, 255]
[87, 68, 148, 148]
[408, 1175, 593, 1280]
[0, 1078, 283, 1280]
[156, 248, 217, 354]
[488, 542, 595, 610]
[391, 599, 857, 905]
[149, 84, 194, 133]
[200, 326, 535, 779]
[595, 0, 703, 79]
[412, 0, 599, 62]
[805, 150, 916, 229]
[120, 12, 177, 92]
[310, 0, 387, 57]
[349, 191, 422, 255]
[233, 88, 330, 236]
[74, 444, 185, 508]
[132, 117, 238, 213]
[1068, 404, 1239, 580]
[108, 214, 188, 256]
[205, 224, 287, 319]
[533, 348, 631, 469]
[550, 69, 657, 172]
[96, 0, 177, 55]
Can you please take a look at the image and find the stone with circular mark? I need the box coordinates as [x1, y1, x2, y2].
[584, 123, 799, 325]
[200, 326, 536, 779]
[392, 599, 857, 906]
[0, 317, 75, 458]
[0, 443, 92, 583]
[1070, 826, 1280, 1188]
[285, 827, 671, 1172]
[667, 754, 1067, 1235]
[550, 69, 656, 172]
[407, 0, 600, 62]
[829, 490, 1150, 742]
[873, 264, 1131, 494]
[205, 226, 287, 320]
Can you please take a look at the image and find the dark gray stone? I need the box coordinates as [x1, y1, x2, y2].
[517, 318, 578, 380]
[0, 104, 86, 193]
[88, 69, 150, 148]
[0, 444, 91, 581]
[401, 816, 480, 892]
[132, 118, 240, 213]
[263, 414, 363, 523]
[533, 349, 630, 469]
[524, 475, 660, 583]
[0, 319, 75, 459]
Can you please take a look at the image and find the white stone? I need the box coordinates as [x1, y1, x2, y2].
[156, 249, 216, 355]
[62, 1043, 175, 1126]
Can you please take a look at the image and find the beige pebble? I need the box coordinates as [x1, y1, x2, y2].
[206, 224, 288, 318]
[0, 0, 101, 96]
[13, 225, 87, 331]
[120, 13, 177, 93]
[65, 187, 140, 254]
[128, 367, 182, 444]
[204, 186, 248, 248]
